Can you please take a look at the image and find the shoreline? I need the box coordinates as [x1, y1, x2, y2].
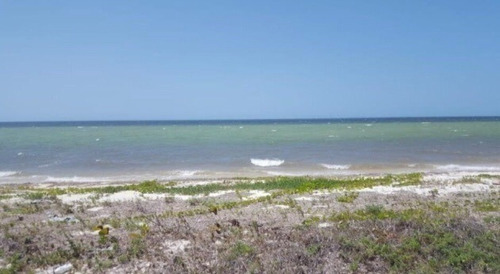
[0, 172, 498, 273]
[2, 162, 500, 186]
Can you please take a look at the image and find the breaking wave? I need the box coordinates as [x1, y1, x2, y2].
[171, 170, 199, 177]
[251, 158, 285, 167]
[0, 171, 19, 177]
[321, 164, 351, 170]
[435, 164, 500, 172]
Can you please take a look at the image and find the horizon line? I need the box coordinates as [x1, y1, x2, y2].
[1, 115, 499, 124]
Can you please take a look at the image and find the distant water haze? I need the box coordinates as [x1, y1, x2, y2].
[1, 118, 499, 184]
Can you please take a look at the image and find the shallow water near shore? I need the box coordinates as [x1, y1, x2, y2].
[1, 117, 500, 184]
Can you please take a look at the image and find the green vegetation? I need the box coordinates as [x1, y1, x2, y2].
[478, 174, 500, 179]
[228, 241, 255, 260]
[328, 205, 425, 222]
[337, 214, 499, 273]
[456, 176, 483, 184]
[336, 192, 359, 203]
[484, 216, 500, 224]
[23, 192, 45, 200]
[474, 199, 499, 212]
[392, 172, 423, 186]
[306, 243, 321, 255]
[297, 202, 500, 273]
[2, 203, 45, 215]
[14, 174, 421, 198]
[0, 194, 12, 200]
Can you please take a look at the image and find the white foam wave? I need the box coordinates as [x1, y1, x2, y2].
[435, 164, 500, 172]
[321, 164, 351, 170]
[38, 161, 61, 168]
[251, 158, 284, 167]
[172, 170, 199, 177]
[0, 171, 19, 177]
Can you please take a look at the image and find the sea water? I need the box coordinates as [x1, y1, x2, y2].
[1, 117, 499, 184]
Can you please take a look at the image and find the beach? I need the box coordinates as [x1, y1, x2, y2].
[0, 119, 499, 272]
[3, 0, 499, 271]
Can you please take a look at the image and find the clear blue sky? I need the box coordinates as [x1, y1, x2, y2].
[1, 1, 499, 121]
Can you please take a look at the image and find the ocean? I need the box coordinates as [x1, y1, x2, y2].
[1, 117, 500, 184]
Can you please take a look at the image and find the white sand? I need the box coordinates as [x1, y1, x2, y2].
[272, 205, 290, 209]
[294, 196, 315, 201]
[99, 191, 144, 203]
[359, 183, 493, 196]
[206, 190, 235, 198]
[242, 190, 271, 200]
[87, 206, 103, 212]
[142, 193, 169, 200]
[163, 239, 190, 254]
[58, 193, 93, 204]
[174, 190, 235, 201]
[312, 205, 328, 208]
[318, 223, 332, 228]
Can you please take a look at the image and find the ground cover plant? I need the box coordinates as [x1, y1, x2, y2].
[0, 174, 498, 273]
[8, 173, 424, 200]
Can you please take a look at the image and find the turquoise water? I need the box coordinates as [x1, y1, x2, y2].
[1, 118, 499, 183]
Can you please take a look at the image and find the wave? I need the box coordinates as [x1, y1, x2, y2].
[0, 171, 19, 177]
[251, 158, 284, 167]
[171, 170, 199, 177]
[435, 164, 500, 172]
[321, 164, 351, 170]
[38, 161, 61, 168]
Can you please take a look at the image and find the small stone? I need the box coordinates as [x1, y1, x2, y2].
[48, 215, 79, 223]
[54, 263, 73, 274]
[318, 223, 332, 228]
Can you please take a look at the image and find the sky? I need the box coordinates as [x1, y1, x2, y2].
[1, 1, 499, 121]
